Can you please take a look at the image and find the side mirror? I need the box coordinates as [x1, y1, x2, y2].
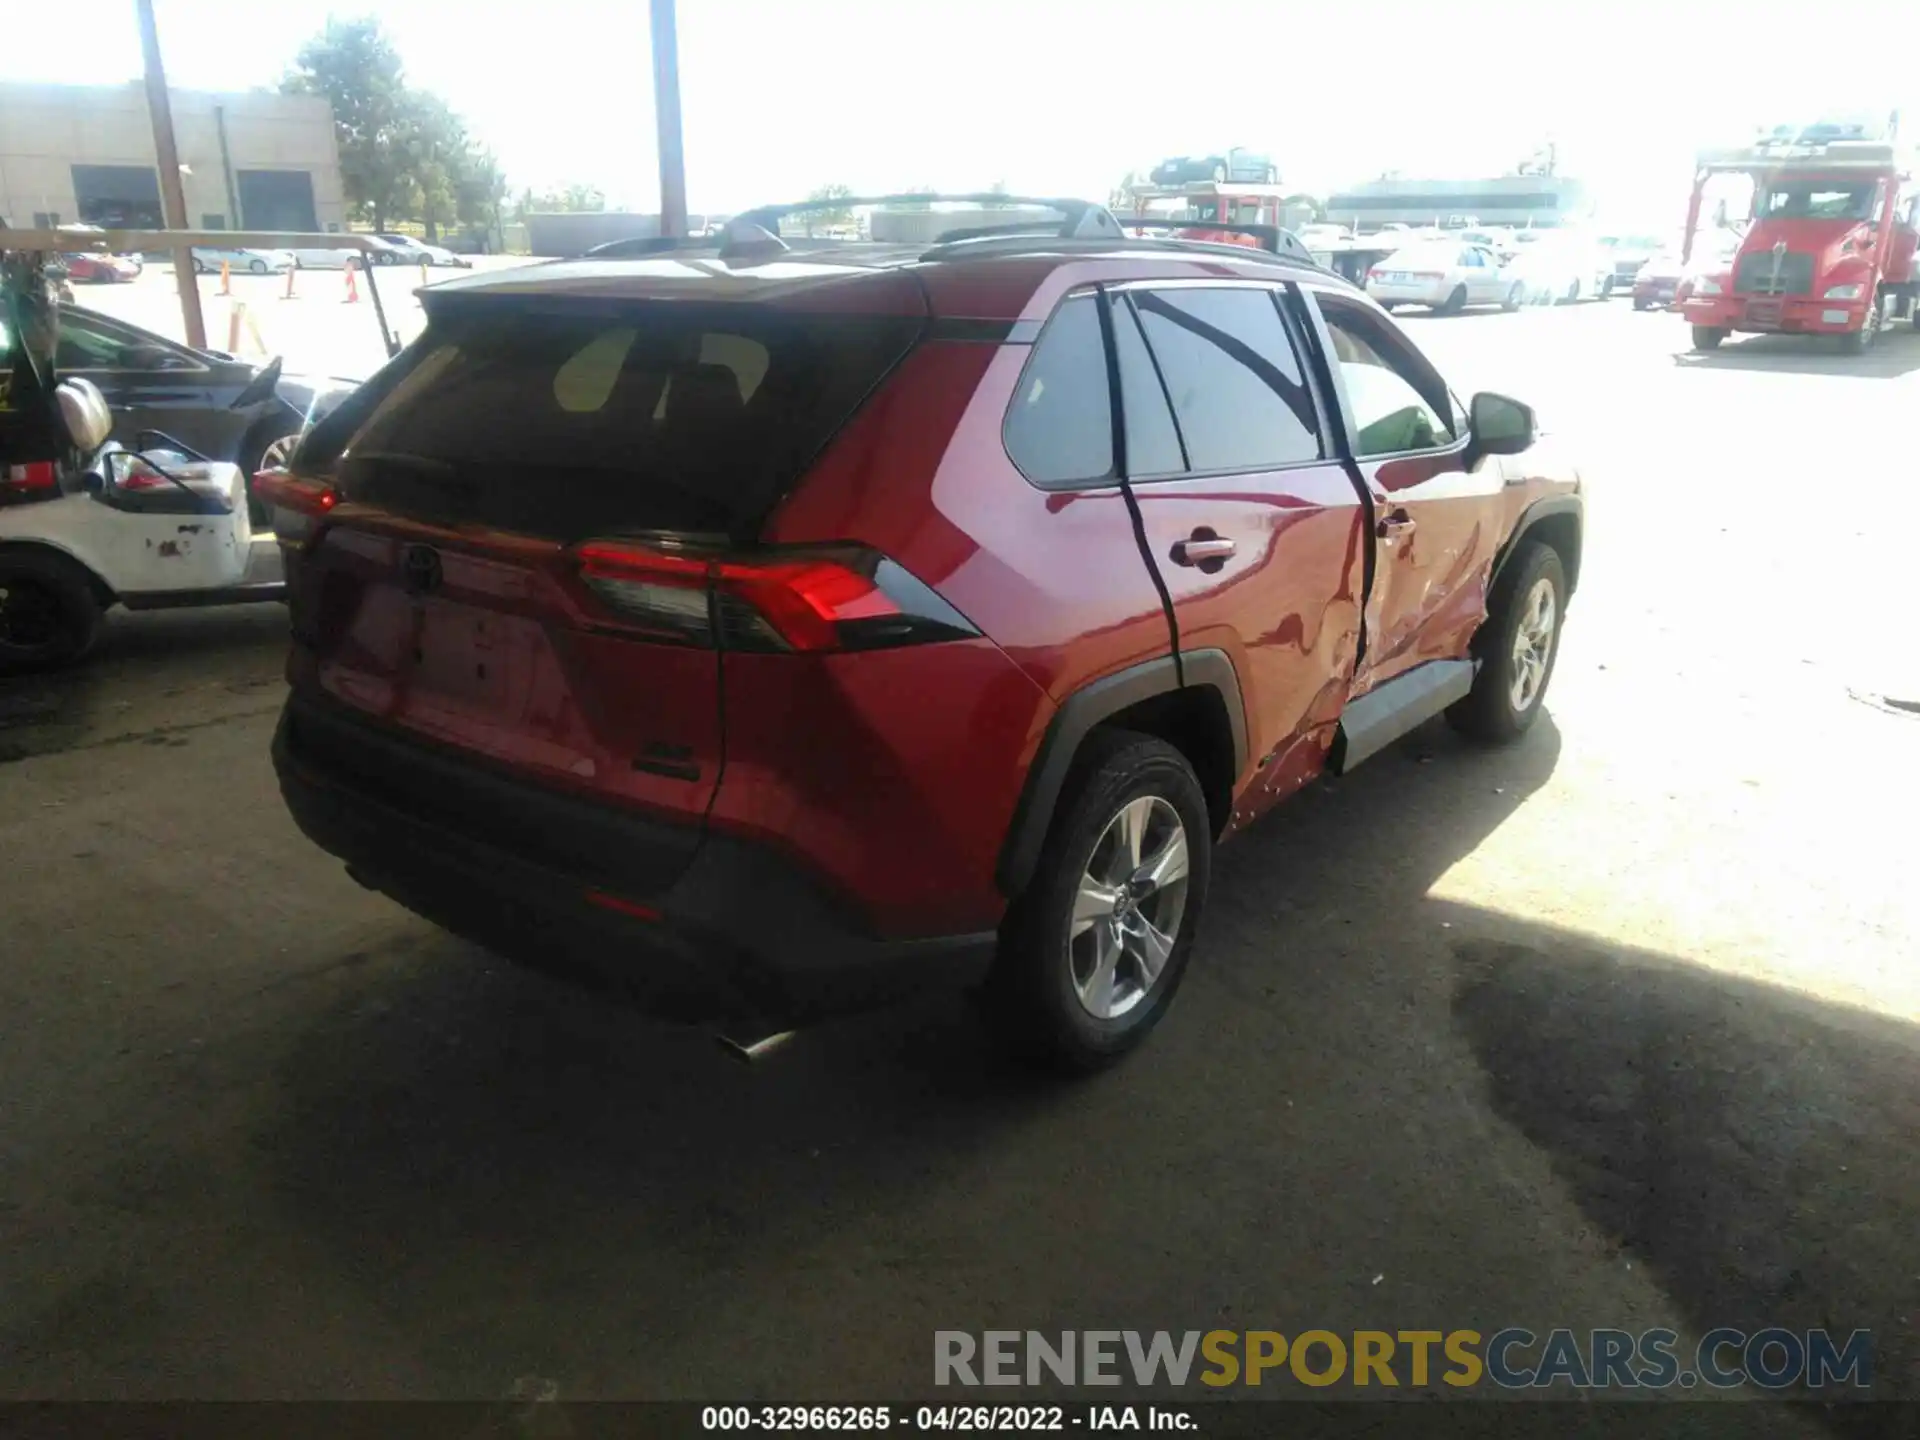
[1470, 391, 1536, 456]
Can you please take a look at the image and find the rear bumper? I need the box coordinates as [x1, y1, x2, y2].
[1679, 295, 1863, 333]
[272, 694, 996, 1027]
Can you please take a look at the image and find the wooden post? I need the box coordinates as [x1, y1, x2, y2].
[650, 0, 688, 238]
[136, 0, 207, 349]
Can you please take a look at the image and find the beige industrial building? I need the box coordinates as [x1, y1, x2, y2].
[0, 80, 347, 235]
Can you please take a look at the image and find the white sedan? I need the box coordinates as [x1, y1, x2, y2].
[1504, 239, 1616, 305]
[1364, 243, 1523, 314]
[373, 233, 473, 268]
[284, 236, 411, 270]
[189, 246, 294, 275]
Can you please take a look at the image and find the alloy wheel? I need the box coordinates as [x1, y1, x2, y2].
[258, 434, 299, 470]
[1509, 577, 1557, 712]
[1069, 796, 1190, 1020]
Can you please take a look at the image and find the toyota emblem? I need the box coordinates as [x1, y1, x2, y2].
[401, 544, 443, 596]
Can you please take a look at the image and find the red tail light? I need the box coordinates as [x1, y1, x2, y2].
[1, 462, 58, 501]
[573, 540, 978, 653]
[253, 469, 339, 517]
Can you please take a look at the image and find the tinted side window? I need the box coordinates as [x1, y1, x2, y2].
[1110, 296, 1185, 478]
[1004, 294, 1113, 486]
[1131, 287, 1320, 473]
[1312, 295, 1458, 458]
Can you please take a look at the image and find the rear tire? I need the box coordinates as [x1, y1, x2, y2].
[0, 550, 104, 673]
[984, 732, 1212, 1074]
[1447, 541, 1565, 744]
[1502, 283, 1524, 312]
[249, 258, 268, 274]
[1691, 325, 1726, 351]
[1632, 296, 1650, 311]
[1438, 285, 1467, 315]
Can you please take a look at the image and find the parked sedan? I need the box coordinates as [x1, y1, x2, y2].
[372, 233, 474, 268]
[190, 246, 295, 275]
[1504, 236, 1615, 304]
[1150, 148, 1279, 185]
[280, 236, 398, 270]
[51, 306, 360, 523]
[1365, 242, 1523, 313]
[62, 252, 141, 283]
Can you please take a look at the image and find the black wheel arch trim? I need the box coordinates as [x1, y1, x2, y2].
[1492, 493, 1583, 597]
[996, 649, 1248, 899]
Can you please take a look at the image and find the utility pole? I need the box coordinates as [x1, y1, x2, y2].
[650, 0, 688, 238]
[135, 0, 206, 349]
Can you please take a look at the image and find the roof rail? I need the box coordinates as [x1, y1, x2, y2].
[915, 232, 1343, 282]
[729, 192, 1125, 243]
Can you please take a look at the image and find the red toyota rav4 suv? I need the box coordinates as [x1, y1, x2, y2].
[266, 197, 1583, 1071]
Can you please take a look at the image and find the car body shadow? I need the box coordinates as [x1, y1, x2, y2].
[1672, 329, 1920, 379]
[1451, 917, 1920, 1418]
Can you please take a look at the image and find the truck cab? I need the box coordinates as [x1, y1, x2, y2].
[1677, 126, 1920, 352]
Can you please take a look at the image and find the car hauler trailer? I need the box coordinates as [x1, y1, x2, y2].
[1676, 123, 1920, 353]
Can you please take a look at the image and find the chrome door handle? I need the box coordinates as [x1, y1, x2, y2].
[1171, 536, 1236, 566]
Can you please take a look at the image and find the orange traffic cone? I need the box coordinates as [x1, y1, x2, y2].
[218, 259, 231, 296]
[343, 262, 359, 304]
[282, 263, 297, 300]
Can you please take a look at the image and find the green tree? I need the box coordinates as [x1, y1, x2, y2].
[455, 146, 509, 243]
[282, 17, 414, 230]
[801, 182, 853, 236]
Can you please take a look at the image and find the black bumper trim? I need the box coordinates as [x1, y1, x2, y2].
[273, 696, 996, 1026]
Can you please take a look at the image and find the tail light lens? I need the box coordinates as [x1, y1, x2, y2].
[253, 469, 339, 517]
[573, 540, 979, 654]
[1, 462, 58, 502]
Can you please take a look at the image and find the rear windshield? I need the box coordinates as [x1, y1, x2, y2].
[308, 301, 922, 540]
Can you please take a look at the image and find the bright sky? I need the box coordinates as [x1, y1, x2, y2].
[5, 1, 1915, 227]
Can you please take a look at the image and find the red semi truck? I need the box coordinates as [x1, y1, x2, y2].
[1676, 122, 1920, 353]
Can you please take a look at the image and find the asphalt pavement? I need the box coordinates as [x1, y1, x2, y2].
[2, 296, 1917, 1430]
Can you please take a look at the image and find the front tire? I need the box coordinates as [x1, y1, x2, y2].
[0, 550, 104, 673]
[1447, 541, 1565, 743]
[1841, 299, 1881, 353]
[249, 258, 268, 274]
[1691, 325, 1726, 351]
[1502, 283, 1524, 312]
[985, 732, 1211, 1073]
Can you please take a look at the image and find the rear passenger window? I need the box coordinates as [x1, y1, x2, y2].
[1004, 295, 1113, 485]
[1131, 287, 1321, 473]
